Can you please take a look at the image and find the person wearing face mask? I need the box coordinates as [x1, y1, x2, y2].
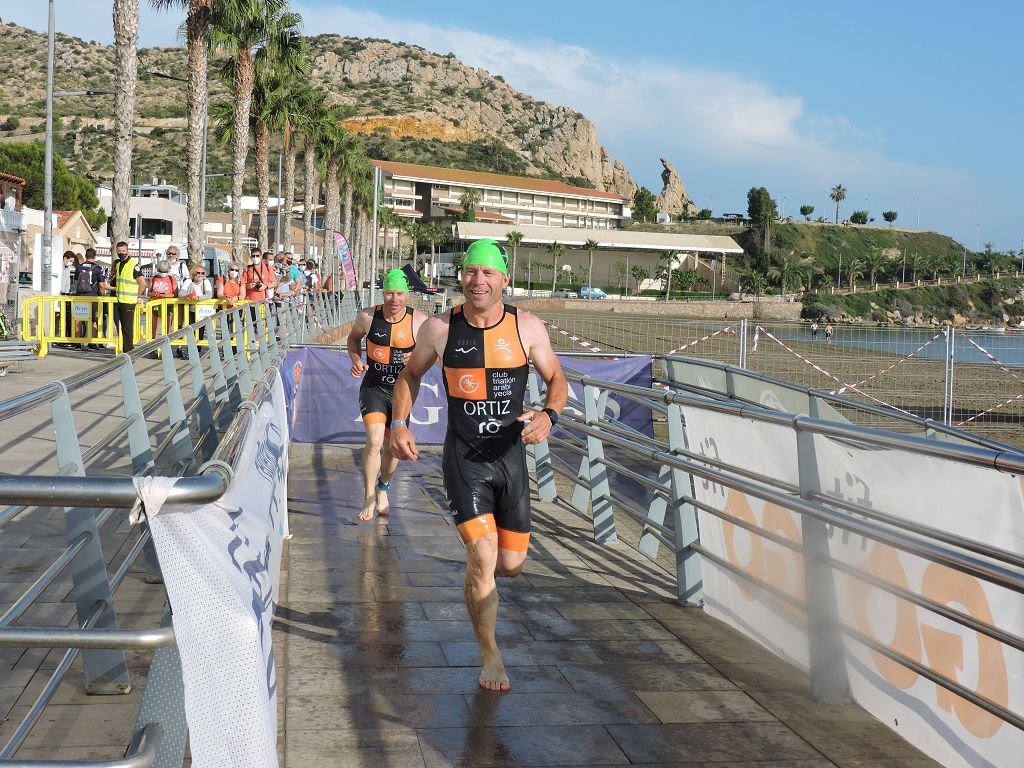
[216, 262, 243, 308]
[243, 247, 275, 302]
[57, 251, 79, 346]
[165, 246, 189, 284]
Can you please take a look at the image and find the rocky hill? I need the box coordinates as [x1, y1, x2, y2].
[0, 22, 698, 209]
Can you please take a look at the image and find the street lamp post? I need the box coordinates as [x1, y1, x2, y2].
[42, 0, 55, 293]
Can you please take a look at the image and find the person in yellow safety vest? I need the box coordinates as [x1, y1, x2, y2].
[99, 241, 147, 352]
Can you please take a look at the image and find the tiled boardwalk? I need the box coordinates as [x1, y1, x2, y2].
[280, 443, 940, 768]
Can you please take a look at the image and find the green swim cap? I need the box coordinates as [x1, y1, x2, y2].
[464, 239, 508, 275]
[382, 268, 409, 292]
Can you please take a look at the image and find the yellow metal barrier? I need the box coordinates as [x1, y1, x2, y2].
[21, 296, 272, 359]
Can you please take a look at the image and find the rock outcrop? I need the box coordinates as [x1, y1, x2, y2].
[600, 148, 638, 200]
[654, 157, 698, 216]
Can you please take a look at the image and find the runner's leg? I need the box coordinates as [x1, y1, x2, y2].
[463, 531, 509, 691]
[376, 438, 398, 517]
[359, 420, 386, 521]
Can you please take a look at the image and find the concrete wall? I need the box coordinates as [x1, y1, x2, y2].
[517, 297, 802, 321]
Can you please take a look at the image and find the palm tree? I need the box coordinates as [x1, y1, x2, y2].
[768, 257, 799, 299]
[829, 184, 847, 224]
[910, 252, 927, 282]
[847, 256, 865, 289]
[297, 88, 327, 260]
[111, 0, 140, 244]
[211, 0, 303, 260]
[863, 249, 889, 285]
[318, 117, 359, 270]
[546, 242, 566, 295]
[459, 188, 481, 221]
[505, 230, 523, 295]
[151, 0, 212, 267]
[583, 238, 600, 297]
[406, 222, 424, 271]
[745, 271, 768, 297]
[377, 208, 400, 271]
[424, 222, 447, 288]
[270, 81, 309, 254]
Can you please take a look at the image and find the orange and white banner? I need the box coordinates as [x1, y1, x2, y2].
[682, 407, 1024, 768]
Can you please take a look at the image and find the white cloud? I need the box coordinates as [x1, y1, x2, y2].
[2, 2, 185, 49]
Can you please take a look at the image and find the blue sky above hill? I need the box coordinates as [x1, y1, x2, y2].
[7, 1, 1022, 251]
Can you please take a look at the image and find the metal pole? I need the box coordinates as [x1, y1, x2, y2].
[369, 165, 379, 306]
[275, 150, 282, 250]
[42, 0, 55, 294]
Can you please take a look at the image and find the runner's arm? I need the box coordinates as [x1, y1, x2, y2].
[390, 316, 444, 461]
[517, 311, 568, 445]
[346, 309, 372, 377]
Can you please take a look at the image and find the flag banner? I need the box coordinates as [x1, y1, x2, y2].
[682, 406, 1024, 768]
[137, 371, 290, 768]
[282, 348, 652, 443]
[336, 232, 357, 291]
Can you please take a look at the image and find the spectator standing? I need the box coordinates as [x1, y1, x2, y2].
[100, 241, 146, 353]
[810, 321, 819, 339]
[825, 323, 834, 345]
[148, 259, 179, 341]
[179, 264, 214, 352]
[165, 246, 189, 284]
[57, 251, 79, 345]
[75, 248, 107, 348]
[242, 247, 276, 330]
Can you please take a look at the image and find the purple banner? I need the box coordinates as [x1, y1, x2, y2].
[282, 349, 653, 444]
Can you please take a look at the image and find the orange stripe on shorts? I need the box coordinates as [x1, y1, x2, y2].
[497, 528, 530, 552]
[457, 514, 496, 544]
[362, 412, 387, 425]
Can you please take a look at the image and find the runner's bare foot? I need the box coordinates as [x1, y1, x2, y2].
[357, 496, 375, 522]
[376, 476, 391, 517]
[479, 652, 510, 691]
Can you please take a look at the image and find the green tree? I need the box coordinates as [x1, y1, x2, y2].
[613, 259, 628, 294]
[0, 143, 106, 228]
[505, 230, 523, 293]
[296, 87, 327, 260]
[424, 222, 447, 287]
[546, 242, 566, 294]
[660, 250, 682, 299]
[829, 183, 847, 224]
[850, 210, 869, 225]
[630, 264, 649, 292]
[582, 238, 600, 295]
[745, 271, 768, 297]
[799, 204, 814, 220]
[847, 256, 865, 287]
[111, 0, 140, 243]
[697, 208, 712, 219]
[631, 187, 658, 223]
[910, 252, 927, 282]
[746, 186, 777, 252]
[211, 0, 303, 260]
[882, 210, 898, 226]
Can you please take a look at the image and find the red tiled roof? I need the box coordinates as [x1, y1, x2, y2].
[0, 171, 27, 185]
[437, 204, 514, 223]
[372, 160, 628, 203]
[391, 207, 424, 218]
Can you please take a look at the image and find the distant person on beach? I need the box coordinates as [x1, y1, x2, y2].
[825, 323, 834, 344]
[811, 321, 819, 338]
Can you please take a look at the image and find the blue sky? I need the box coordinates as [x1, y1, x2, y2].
[7, 1, 1022, 251]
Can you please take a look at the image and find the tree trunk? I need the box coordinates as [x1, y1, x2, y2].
[551, 265, 557, 295]
[230, 48, 255, 262]
[302, 137, 315, 259]
[110, 0, 139, 245]
[282, 128, 297, 253]
[527, 256, 532, 296]
[254, 123, 270, 254]
[184, 0, 211, 270]
[430, 240, 437, 288]
[588, 250, 594, 297]
[325, 160, 340, 278]
[342, 177, 353, 246]
[510, 246, 517, 295]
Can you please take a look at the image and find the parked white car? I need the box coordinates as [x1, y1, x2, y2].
[553, 288, 578, 298]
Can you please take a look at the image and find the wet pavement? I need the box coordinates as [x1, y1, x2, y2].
[279, 443, 941, 768]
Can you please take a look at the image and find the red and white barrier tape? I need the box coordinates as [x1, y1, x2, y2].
[543, 320, 604, 352]
[831, 331, 944, 395]
[753, 326, 912, 415]
[666, 327, 736, 356]
[751, 326, 760, 355]
[957, 334, 1024, 425]
[310, 313, 327, 333]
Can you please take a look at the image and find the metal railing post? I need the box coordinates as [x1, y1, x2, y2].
[241, 306, 265, 381]
[185, 326, 218, 464]
[526, 373, 557, 501]
[796, 424, 850, 701]
[255, 305, 271, 373]
[158, 336, 196, 474]
[205, 315, 231, 422]
[667, 402, 703, 605]
[946, 326, 956, 426]
[583, 383, 616, 543]
[49, 382, 132, 694]
[739, 318, 748, 369]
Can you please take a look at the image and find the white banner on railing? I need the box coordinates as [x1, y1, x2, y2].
[137, 371, 289, 768]
[683, 407, 1024, 768]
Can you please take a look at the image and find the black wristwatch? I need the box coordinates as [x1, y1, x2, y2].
[543, 408, 559, 426]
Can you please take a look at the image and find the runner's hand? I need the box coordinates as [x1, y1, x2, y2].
[390, 425, 418, 461]
[518, 410, 552, 445]
[350, 359, 368, 377]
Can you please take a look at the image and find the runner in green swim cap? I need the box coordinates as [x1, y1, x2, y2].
[464, 239, 508, 275]
[382, 268, 410, 292]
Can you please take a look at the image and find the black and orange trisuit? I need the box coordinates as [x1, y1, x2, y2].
[441, 303, 532, 552]
[359, 305, 416, 428]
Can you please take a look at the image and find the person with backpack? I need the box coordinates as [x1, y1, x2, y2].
[75, 249, 107, 349]
[56, 251, 79, 347]
[178, 264, 215, 354]
[148, 259, 179, 341]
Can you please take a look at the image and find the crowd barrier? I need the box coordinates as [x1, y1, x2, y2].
[0, 291, 357, 766]
[19, 295, 337, 358]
